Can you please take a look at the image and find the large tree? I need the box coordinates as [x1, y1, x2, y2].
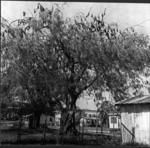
[1, 3, 150, 134]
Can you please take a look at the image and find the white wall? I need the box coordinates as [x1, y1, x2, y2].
[134, 111, 150, 145]
[120, 105, 150, 145]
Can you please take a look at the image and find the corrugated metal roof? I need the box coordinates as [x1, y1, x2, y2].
[115, 95, 150, 105]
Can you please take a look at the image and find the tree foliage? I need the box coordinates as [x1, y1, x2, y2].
[1, 3, 150, 132]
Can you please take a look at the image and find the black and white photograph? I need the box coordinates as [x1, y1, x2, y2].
[1, 1, 150, 147]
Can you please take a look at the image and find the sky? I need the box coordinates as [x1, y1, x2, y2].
[1, 1, 150, 36]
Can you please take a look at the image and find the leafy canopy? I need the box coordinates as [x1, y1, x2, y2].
[1, 3, 150, 116]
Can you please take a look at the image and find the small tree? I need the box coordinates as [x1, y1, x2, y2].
[97, 100, 116, 133]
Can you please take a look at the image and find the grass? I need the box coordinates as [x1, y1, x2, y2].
[1, 135, 121, 146]
[0, 127, 121, 146]
[1, 145, 150, 148]
[0, 131, 149, 148]
[122, 142, 150, 147]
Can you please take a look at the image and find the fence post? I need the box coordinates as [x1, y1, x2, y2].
[96, 118, 98, 144]
[0, 112, 1, 146]
[132, 127, 135, 143]
[17, 116, 22, 143]
[82, 119, 84, 144]
[0, 84, 2, 146]
[56, 123, 61, 145]
[56, 129, 60, 145]
[78, 123, 80, 143]
[42, 119, 46, 144]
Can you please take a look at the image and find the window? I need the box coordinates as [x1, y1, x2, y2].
[111, 116, 117, 124]
[93, 114, 96, 117]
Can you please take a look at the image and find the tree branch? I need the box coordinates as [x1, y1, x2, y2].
[78, 76, 98, 96]
[75, 66, 87, 83]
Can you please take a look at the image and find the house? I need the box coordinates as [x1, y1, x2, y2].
[40, 114, 54, 127]
[116, 95, 150, 145]
[81, 109, 100, 127]
[80, 109, 121, 129]
[54, 111, 61, 126]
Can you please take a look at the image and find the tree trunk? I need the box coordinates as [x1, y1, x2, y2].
[101, 123, 103, 134]
[60, 108, 78, 136]
[29, 113, 41, 129]
[35, 113, 41, 128]
[59, 109, 68, 144]
[59, 92, 79, 137]
[72, 111, 76, 133]
[29, 115, 33, 129]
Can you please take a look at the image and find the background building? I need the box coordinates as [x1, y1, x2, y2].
[116, 95, 150, 145]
